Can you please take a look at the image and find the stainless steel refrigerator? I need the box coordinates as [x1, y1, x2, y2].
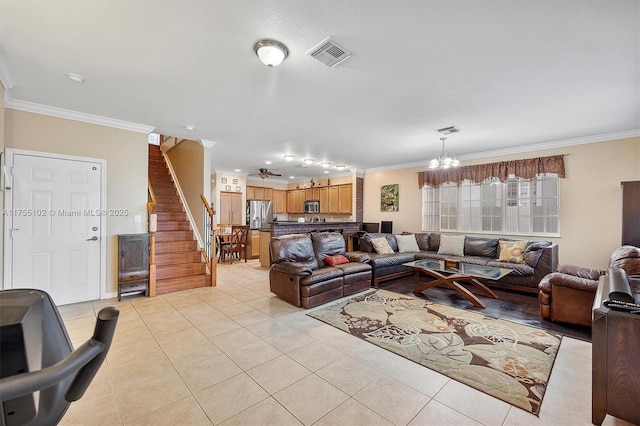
[246, 200, 273, 229]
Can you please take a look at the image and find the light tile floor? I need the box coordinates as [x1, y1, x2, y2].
[57, 259, 632, 425]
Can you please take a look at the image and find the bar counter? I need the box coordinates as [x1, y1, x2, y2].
[258, 221, 362, 267]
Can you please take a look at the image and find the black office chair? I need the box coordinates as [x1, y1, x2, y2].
[0, 289, 119, 426]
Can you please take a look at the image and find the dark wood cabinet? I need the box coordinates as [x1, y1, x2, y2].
[117, 234, 150, 301]
[621, 181, 640, 247]
[592, 274, 640, 425]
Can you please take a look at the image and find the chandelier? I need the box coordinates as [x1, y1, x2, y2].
[428, 137, 461, 169]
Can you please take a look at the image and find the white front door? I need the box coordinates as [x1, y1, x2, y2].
[7, 152, 103, 305]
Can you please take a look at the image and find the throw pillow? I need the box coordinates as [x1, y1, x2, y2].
[437, 235, 465, 256]
[395, 234, 420, 253]
[498, 240, 527, 263]
[324, 254, 350, 266]
[370, 237, 394, 254]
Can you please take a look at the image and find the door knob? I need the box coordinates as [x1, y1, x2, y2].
[87, 236, 99, 241]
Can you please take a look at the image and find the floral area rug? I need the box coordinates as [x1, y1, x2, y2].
[307, 289, 562, 416]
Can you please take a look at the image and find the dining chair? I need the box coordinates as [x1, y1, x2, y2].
[221, 225, 249, 263]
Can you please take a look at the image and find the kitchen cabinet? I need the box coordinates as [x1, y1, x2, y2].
[305, 188, 320, 201]
[273, 190, 287, 214]
[246, 186, 255, 200]
[328, 186, 339, 213]
[326, 184, 352, 214]
[319, 187, 329, 213]
[246, 186, 273, 201]
[287, 189, 305, 213]
[338, 184, 352, 214]
[250, 230, 260, 258]
[219, 192, 243, 224]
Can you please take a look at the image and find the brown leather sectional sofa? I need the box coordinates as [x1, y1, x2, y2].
[269, 232, 372, 308]
[354, 232, 558, 293]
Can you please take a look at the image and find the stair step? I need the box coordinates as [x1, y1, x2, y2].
[156, 212, 188, 221]
[156, 240, 197, 253]
[156, 220, 191, 231]
[152, 188, 178, 197]
[155, 274, 209, 295]
[149, 177, 174, 188]
[155, 251, 202, 265]
[157, 262, 207, 280]
[154, 204, 184, 213]
[148, 166, 169, 175]
[155, 195, 180, 204]
[155, 230, 194, 242]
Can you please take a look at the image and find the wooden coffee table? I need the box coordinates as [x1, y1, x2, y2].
[403, 259, 512, 308]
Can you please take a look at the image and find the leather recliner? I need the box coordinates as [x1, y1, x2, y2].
[538, 264, 604, 327]
[269, 232, 372, 308]
[609, 245, 640, 296]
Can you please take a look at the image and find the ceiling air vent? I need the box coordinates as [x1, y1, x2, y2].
[306, 37, 351, 67]
[437, 126, 461, 135]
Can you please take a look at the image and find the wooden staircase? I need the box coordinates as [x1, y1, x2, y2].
[148, 144, 209, 295]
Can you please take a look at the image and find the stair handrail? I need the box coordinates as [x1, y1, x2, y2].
[147, 179, 157, 297]
[147, 178, 157, 214]
[200, 194, 216, 286]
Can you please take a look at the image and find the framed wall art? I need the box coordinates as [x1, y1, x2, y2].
[221, 177, 227, 184]
[381, 184, 399, 212]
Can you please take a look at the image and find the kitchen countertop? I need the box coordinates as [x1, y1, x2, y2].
[270, 221, 358, 225]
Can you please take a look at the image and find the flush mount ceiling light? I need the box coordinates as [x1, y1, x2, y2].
[66, 73, 85, 83]
[303, 159, 314, 165]
[428, 137, 461, 169]
[284, 155, 295, 161]
[265, 160, 272, 165]
[335, 165, 346, 171]
[254, 40, 289, 67]
[184, 125, 194, 131]
[321, 162, 331, 168]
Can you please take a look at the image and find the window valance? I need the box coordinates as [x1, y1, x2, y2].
[418, 154, 565, 188]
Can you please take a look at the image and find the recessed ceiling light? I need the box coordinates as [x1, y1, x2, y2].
[303, 159, 314, 165]
[234, 169, 241, 172]
[321, 162, 331, 168]
[184, 125, 194, 131]
[284, 155, 295, 161]
[335, 165, 346, 171]
[265, 160, 272, 165]
[66, 73, 85, 83]
[289, 176, 295, 179]
[324, 170, 330, 174]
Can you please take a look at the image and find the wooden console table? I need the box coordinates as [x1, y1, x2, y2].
[592, 274, 640, 425]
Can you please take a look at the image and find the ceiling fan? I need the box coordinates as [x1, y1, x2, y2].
[250, 168, 282, 179]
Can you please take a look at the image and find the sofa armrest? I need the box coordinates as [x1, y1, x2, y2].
[345, 252, 370, 263]
[271, 262, 313, 276]
[557, 264, 603, 281]
[548, 272, 599, 292]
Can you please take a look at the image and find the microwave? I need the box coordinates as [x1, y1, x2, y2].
[304, 200, 320, 213]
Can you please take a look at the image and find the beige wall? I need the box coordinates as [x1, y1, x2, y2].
[166, 140, 205, 238]
[3, 109, 149, 297]
[363, 137, 640, 270]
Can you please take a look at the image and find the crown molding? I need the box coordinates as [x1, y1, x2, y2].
[364, 129, 640, 174]
[5, 97, 155, 134]
[200, 139, 217, 148]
